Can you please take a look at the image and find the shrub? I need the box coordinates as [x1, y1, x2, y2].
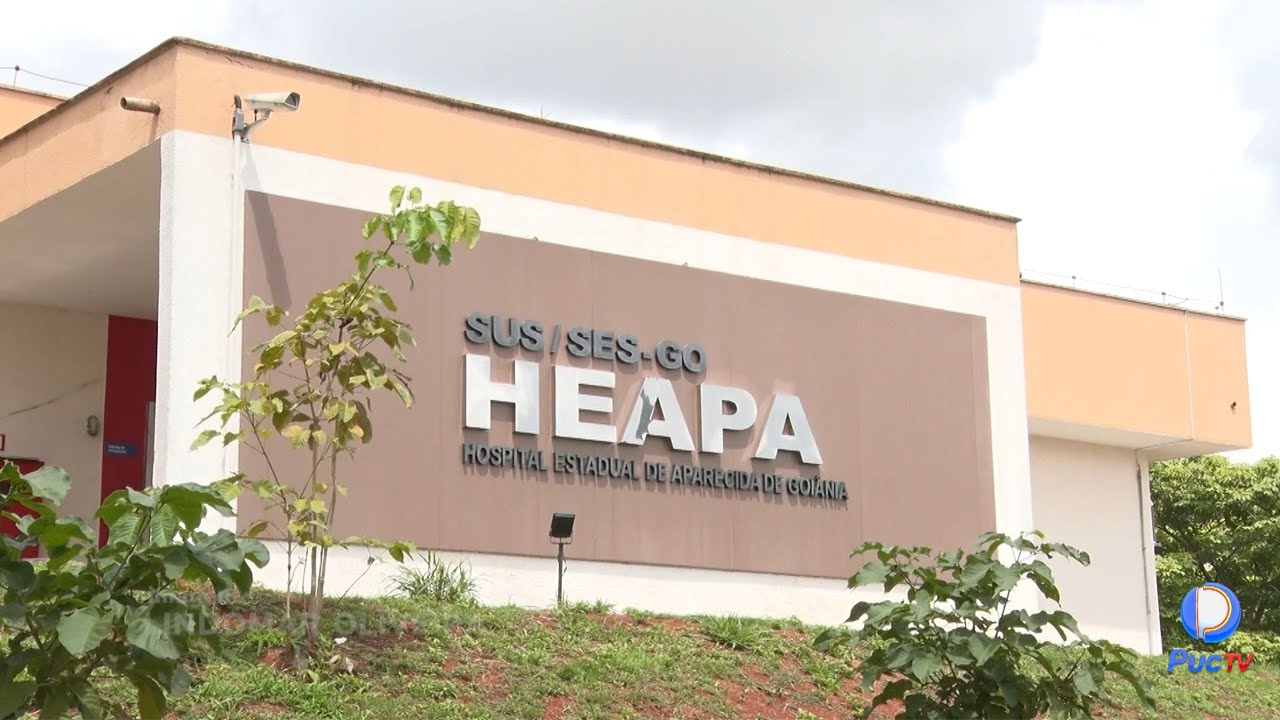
[388, 551, 477, 604]
[0, 461, 267, 720]
[1222, 630, 1280, 663]
[816, 530, 1155, 720]
[701, 615, 778, 654]
[1174, 629, 1280, 665]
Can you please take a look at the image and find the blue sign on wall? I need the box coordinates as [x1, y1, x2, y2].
[104, 442, 137, 457]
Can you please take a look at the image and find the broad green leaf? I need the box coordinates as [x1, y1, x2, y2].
[863, 602, 902, 627]
[812, 627, 850, 652]
[241, 538, 271, 568]
[845, 600, 871, 623]
[72, 683, 105, 720]
[434, 243, 452, 266]
[849, 562, 890, 589]
[230, 563, 254, 595]
[192, 377, 218, 401]
[1047, 610, 1083, 639]
[910, 653, 942, 682]
[57, 607, 113, 656]
[990, 563, 1020, 592]
[0, 559, 36, 591]
[0, 459, 22, 484]
[126, 612, 182, 660]
[161, 483, 233, 526]
[134, 674, 167, 720]
[1026, 559, 1060, 603]
[390, 379, 414, 407]
[944, 643, 974, 666]
[0, 681, 36, 719]
[34, 516, 92, 549]
[150, 506, 178, 547]
[126, 487, 156, 508]
[162, 547, 190, 580]
[246, 520, 269, 538]
[190, 429, 219, 450]
[361, 216, 382, 240]
[25, 464, 71, 505]
[959, 560, 989, 588]
[406, 209, 427, 245]
[883, 643, 915, 669]
[967, 633, 1000, 666]
[871, 678, 913, 707]
[106, 512, 142, 546]
[39, 691, 73, 717]
[0, 603, 25, 626]
[389, 185, 405, 209]
[1071, 668, 1100, 696]
[1108, 662, 1156, 709]
[462, 207, 481, 247]
[195, 529, 247, 570]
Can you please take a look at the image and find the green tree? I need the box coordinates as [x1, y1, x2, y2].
[1150, 454, 1280, 634]
[0, 461, 266, 719]
[194, 185, 481, 663]
[816, 531, 1153, 720]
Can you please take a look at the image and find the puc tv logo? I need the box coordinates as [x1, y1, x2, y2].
[1166, 582, 1254, 673]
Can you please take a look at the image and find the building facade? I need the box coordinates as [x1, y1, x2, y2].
[0, 39, 1253, 655]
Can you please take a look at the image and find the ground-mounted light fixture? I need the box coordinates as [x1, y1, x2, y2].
[549, 512, 576, 605]
[231, 91, 301, 143]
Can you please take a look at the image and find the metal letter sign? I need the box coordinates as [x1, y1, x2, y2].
[459, 313, 847, 503]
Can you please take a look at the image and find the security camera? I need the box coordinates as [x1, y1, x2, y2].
[242, 92, 301, 114]
[231, 91, 301, 142]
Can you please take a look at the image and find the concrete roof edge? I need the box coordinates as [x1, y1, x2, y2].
[0, 84, 66, 103]
[1020, 279, 1247, 321]
[167, 36, 1021, 224]
[0, 37, 181, 146]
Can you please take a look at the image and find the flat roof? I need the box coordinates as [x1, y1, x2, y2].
[1021, 279, 1246, 322]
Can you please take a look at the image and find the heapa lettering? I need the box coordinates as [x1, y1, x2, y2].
[462, 354, 822, 464]
[458, 313, 849, 505]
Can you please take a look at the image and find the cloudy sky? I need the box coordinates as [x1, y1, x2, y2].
[4, 0, 1276, 460]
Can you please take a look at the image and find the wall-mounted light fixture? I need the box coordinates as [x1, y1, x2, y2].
[549, 512, 576, 605]
[85, 415, 101, 437]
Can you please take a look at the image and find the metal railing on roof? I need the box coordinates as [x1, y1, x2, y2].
[1020, 268, 1227, 315]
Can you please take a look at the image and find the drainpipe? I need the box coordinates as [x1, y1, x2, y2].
[1135, 453, 1160, 655]
[222, 111, 246, 528]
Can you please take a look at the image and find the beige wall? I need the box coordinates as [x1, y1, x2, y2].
[1029, 436, 1153, 651]
[0, 301, 106, 521]
[1022, 283, 1251, 448]
[0, 52, 175, 222]
[0, 86, 62, 138]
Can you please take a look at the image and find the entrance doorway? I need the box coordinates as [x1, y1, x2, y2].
[98, 316, 158, 544]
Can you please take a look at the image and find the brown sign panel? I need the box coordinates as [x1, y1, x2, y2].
[240, 192, 995, 579]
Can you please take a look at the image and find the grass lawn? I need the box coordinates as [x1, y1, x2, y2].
[72, 590, 1278, 719]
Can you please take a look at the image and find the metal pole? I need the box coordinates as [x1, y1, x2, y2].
[556, 542, 565, 605]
